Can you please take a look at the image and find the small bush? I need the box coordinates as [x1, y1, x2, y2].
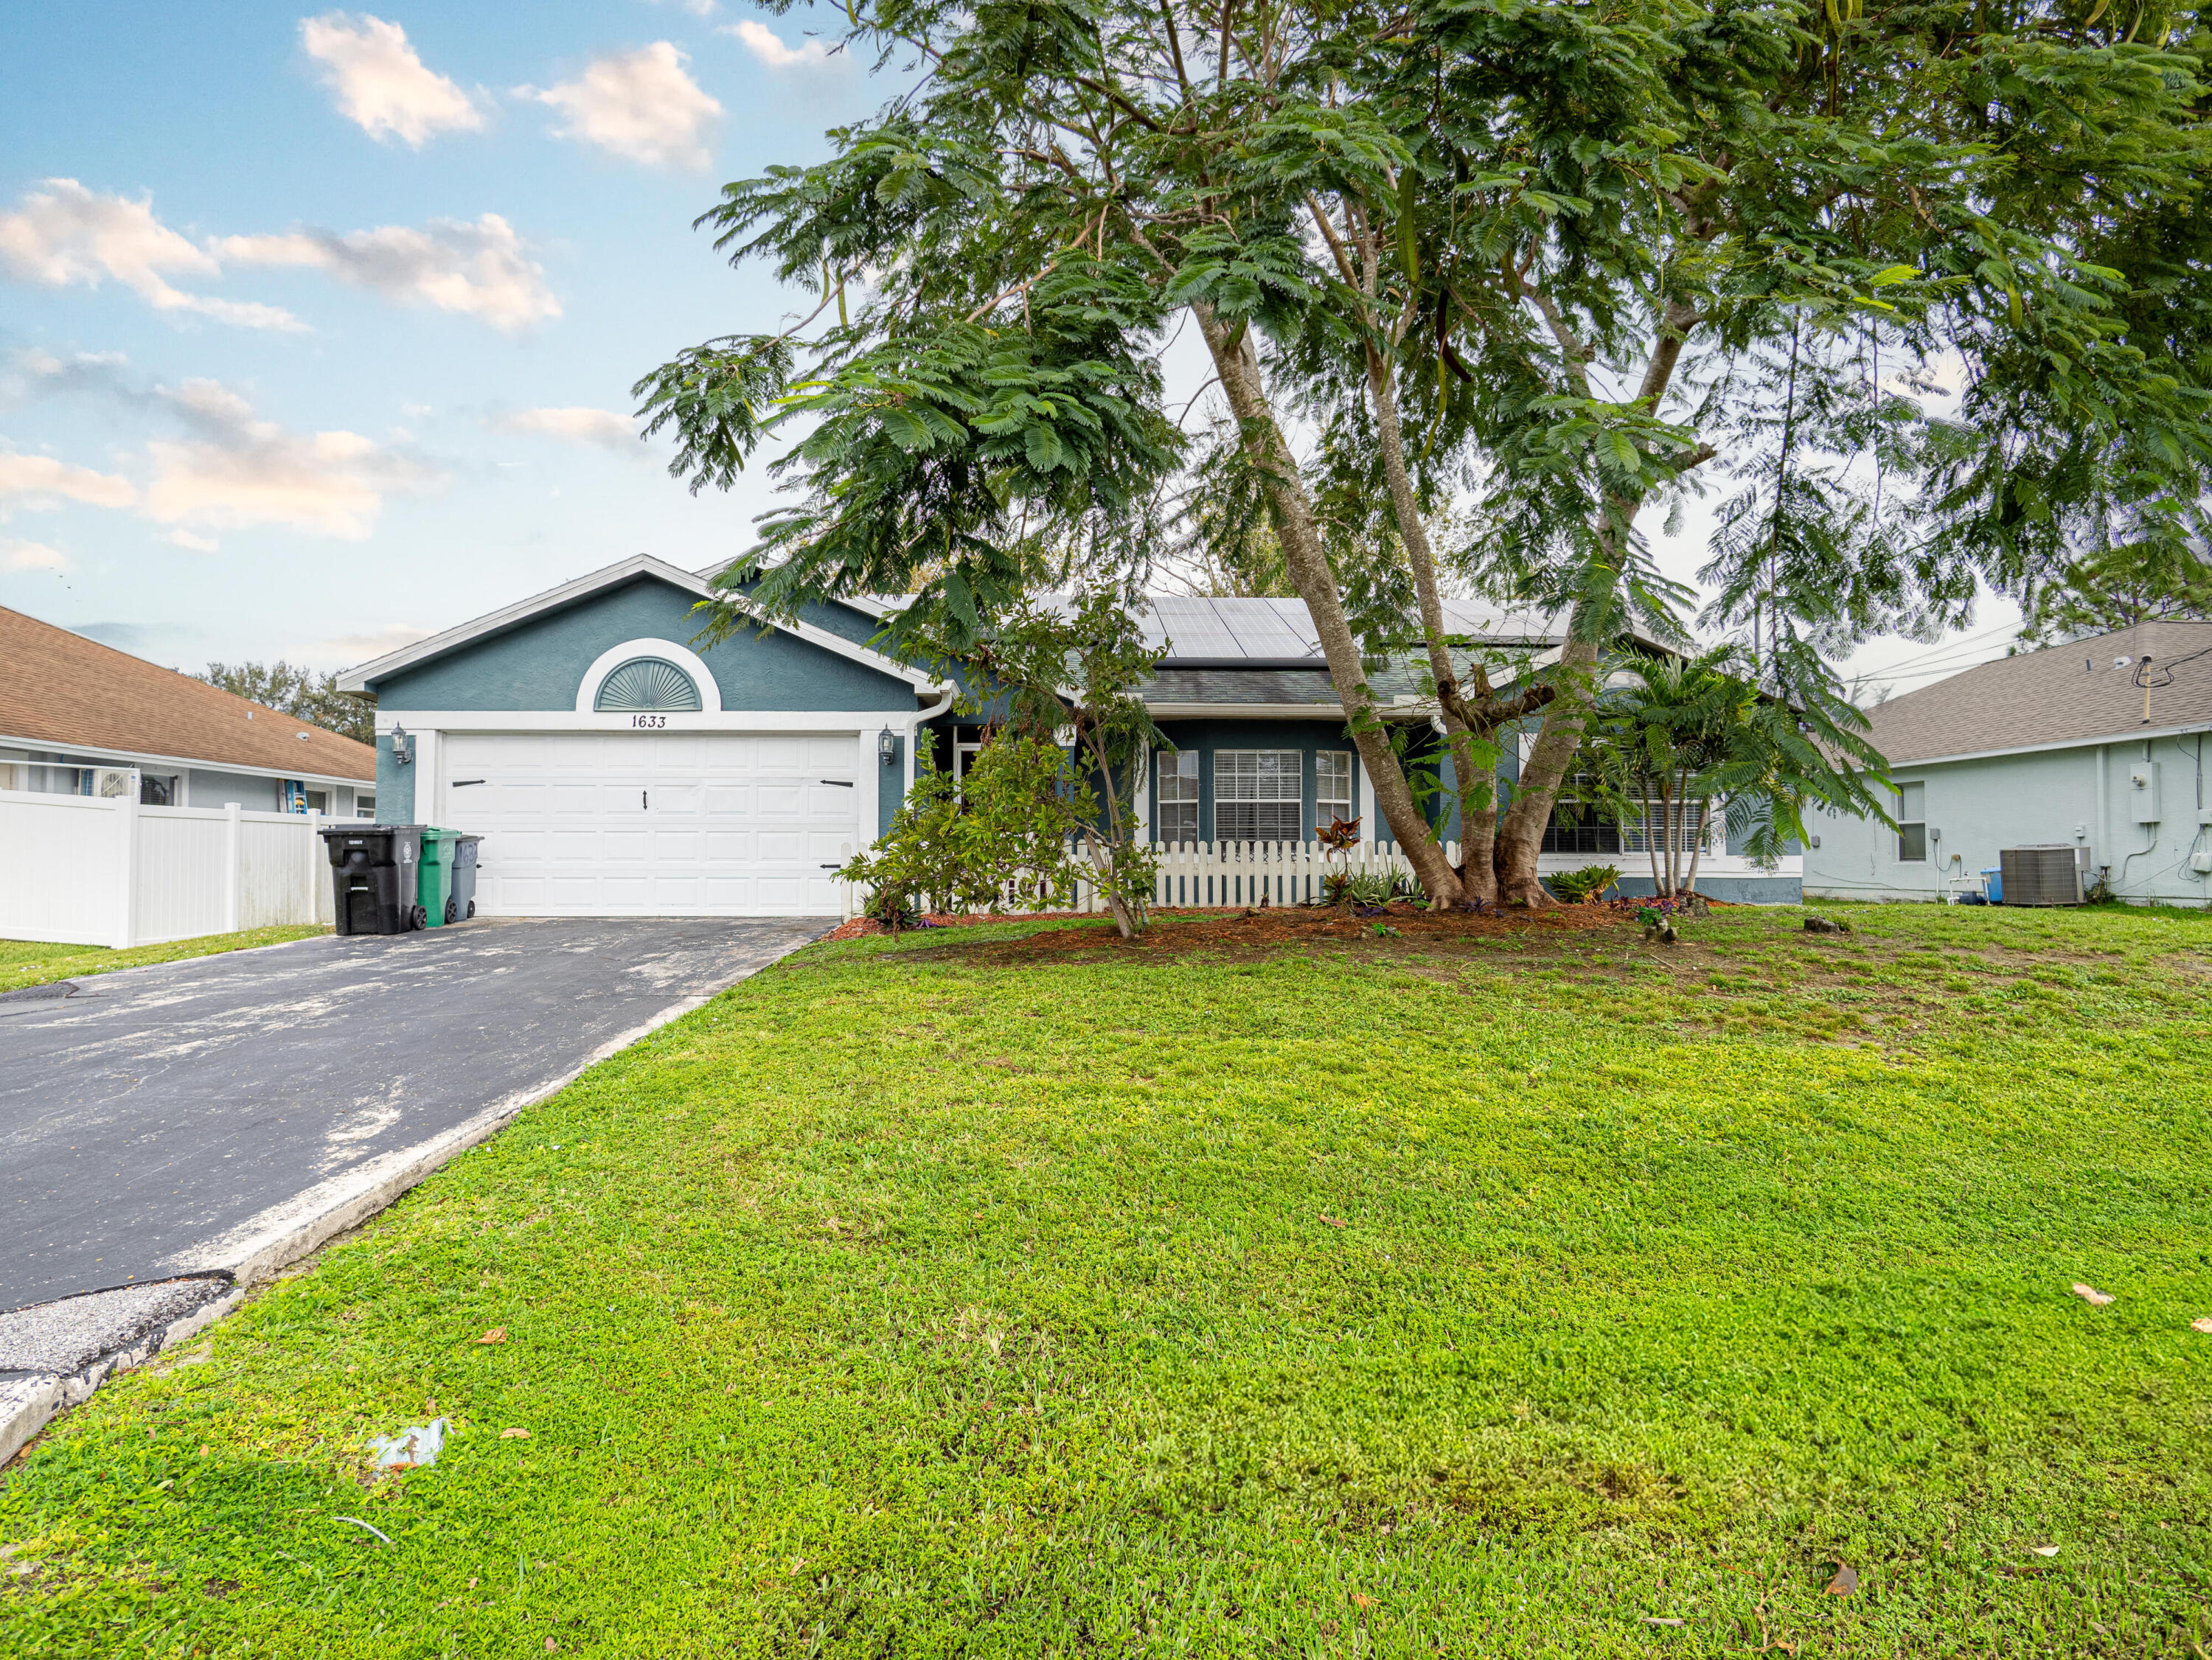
[1545, 864, 1621, 903]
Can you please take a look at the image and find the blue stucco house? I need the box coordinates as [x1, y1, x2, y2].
[338, 554, 1802, 917]
[1805, 620, 2212, 907]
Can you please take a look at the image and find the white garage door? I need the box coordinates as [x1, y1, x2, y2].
[442, 732, 859, 917]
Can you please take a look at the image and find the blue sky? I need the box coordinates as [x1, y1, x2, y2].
[1, 1, 891, 674]
[2, 3, 2014, 694]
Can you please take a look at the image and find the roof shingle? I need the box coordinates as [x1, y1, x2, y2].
[0, 606, 375, 782]
[1866, 620, 2212, 765]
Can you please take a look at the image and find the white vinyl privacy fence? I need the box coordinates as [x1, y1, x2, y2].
[0, 788, 335, 948]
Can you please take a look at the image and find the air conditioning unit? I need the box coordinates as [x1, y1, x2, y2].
[1999, 844, 2086, 907]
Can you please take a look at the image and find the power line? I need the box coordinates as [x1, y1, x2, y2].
[1857, 620, 2022, 676]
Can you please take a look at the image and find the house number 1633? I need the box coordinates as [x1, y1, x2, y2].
[630, 714, 668, 728]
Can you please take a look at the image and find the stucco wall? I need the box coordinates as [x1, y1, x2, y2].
[714, 574, 887, 652]
[375, 733, 414, 825]
[1805, 734, 2212, 907]
[1146, 717, 1361, 843]
[184, 768, 279, 811]
[368, 576, 914, 714]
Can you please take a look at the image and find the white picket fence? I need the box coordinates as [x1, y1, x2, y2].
[839, 840, 1447, 921]
[1139, 839, 1437, 910]
[0, 788, 336, 948]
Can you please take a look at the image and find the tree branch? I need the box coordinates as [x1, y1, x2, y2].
[1304, 192, 1358, 287]
[1499, 258, 1595, 394]
[1157, 0, 1196, 107]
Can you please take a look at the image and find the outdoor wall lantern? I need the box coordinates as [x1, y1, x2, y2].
[391, 725, 414, 766]
[878, 725, 897, 766]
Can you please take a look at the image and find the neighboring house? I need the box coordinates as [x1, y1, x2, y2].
[1805, 621, 2212, 907]
[338, 554, 1803, 919]
[0, 604, 377, 816]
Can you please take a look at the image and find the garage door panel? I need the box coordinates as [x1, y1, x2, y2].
[492, 781, 549, 812]
[756, 784, 803, 816]
[548, 784, 603, 817]
[754, 830, 806, 861]
[753, 736, 809, 770]
[651, 736, 708, 773]
[448, 729, 857, 917]
[562, 735, 622, 770]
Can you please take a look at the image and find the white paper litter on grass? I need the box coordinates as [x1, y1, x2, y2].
[369, 1418, 450, 1471]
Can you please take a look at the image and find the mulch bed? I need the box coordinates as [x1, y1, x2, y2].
[821, 900, 1635, 954]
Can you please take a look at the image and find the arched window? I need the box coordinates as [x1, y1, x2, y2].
[593, 657, 703, 713]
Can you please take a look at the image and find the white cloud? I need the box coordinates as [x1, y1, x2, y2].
[307, 622, 434, 668]
[165, 527, 220, 551]
[0, 183, 553, 335]
[0, 450, 140, 511]
[0, 180, 305, 331]
[215, 214, 557, 332]
[723, 20, 835, 69]
[143, 378, 441, 540]
[487, 405, 641, 452]
[1, 537, 71, 573]
[300, 13, 486, 147]
[518, 43, 721, 170]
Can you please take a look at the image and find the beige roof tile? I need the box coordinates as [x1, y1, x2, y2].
[1867, 620, 2212, 764]
[0, 605, 375, 782]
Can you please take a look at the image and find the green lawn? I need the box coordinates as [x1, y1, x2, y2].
[4, 902, 2210, 1656]
[1, 926, 330, 993]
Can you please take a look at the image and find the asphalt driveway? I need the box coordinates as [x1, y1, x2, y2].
[0, 917, 826, 1314]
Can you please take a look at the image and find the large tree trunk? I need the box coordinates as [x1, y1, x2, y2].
[1362, 343, 1497, 907]
[1456, 770, 1500, 904]
[1491, 300, 1702, 904]
[1493, 633, 1599, 905]
[1191, 301, 1465, 907]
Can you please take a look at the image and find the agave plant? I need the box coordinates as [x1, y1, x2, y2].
[1544, 864, 1621, 904]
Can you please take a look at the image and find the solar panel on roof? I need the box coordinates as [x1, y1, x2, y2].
[1151, 596, 1245, 658]
[1215, 599, 1314, 657]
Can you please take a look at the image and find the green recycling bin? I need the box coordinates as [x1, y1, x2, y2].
[417, 826, 459, 928]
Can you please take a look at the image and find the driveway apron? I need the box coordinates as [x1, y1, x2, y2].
[0, 917, 823, 1312]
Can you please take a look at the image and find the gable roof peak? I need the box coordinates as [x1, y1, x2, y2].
[335, 552, 946, 696]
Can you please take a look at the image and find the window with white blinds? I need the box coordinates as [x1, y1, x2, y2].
[1157, 749, 1200, 845]
[1214, 750, 1301, 842]
[1315, 750, 1352, 827]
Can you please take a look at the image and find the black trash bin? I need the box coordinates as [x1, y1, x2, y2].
[321, 825, 425, 935]
[447, 834, 482, 923]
